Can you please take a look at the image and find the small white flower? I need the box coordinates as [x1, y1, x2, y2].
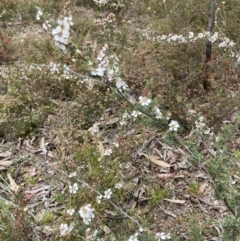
[168, 120, 180, 132]
[42, 20, 51, 31]
[63, 64, 70, 74]
[49, 62, 59, 73]
[91, 66, 106, 77]
[131, 110, 142, 118]
[139, 96, 152, 107]
[104, 189, 112, 199]
[154, 108, 163, 119]
[67, 208, 75, 216]
[79, 204, 95, 225]
[116, 78, 128, 91]
[120, 112, 130, 125]
[113, 142, 119, 148]
[156, 232, 171, 240]
[69, 183, 78, 194]
[203, 128, 211, 135]
[115, 182, 123, 189]
[97, 195, 103, 204]
[69, 172, 77, 178]
[209, 32, 218, 43]
[120, 120, 127, 126]
[36, 7, 43, 21]
[139, 227, 143, 232]
[52, 25, 62, 35]
[189, 31, 194, 39]
[104, 149, 112, 156]
[90, 123, 99, 136]
[195, 117, 206, 130]
[197, 32, 205, 39]
[59, 223, 74, 236]
[128, 232, 139, 241]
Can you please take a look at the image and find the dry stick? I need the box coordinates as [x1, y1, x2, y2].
[205, 0, 216, 63]
[202, 0, 216, 90]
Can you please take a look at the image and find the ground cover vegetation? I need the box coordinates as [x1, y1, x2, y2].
[0, 0, 240, 240]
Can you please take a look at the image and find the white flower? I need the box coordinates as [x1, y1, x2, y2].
[195, 116, 206, 130]
[219, 41, 227, 48]
[91, 66, 106, 77]
[90, 123, 99, 136]
[59, 223, 74, 236]
[49, 62, 59, 73]
[168, 120, 180, 131]
[107, 69, 114, 81]
[52, 26, 62, 35]
[63, 64, 70, 74]
[69, 183, 78, 194]
[131, 110, 142, 118]
[197, 33, 204, 39]
[104, 149, 112, 156]
[79, 204, 95, 225]
[67, 208, 75, 216]
[209, 32, 218, 43]
[36, 7, 43, 21]
[69, 172, 77, 178]
[64, 15, 73, 26]
[51, 17, 72, 53]
[128, 233, 139, 241]
[116, 78, 128, 91]
[203, 128, 211, 135]
[97, 51, 105, 61]
[229, 40, 235, 47]
[115, 182, 123, 189]
[120, 119, 127, 126]
[113, 142, 119, 148]
[189, 31, 194, 39]
[120, 112, 130, 125]
[156, 232, 171, 240]
[42, 20, 51, 31]
[154, 108, 163, 119]
[104, 189, 112, 199]
[139, 96, 152, 107]
[97, 195, 103, 204]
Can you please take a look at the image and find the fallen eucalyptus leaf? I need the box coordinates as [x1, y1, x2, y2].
[141, 153, 171, 168]
[7, 172, 20, 193]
